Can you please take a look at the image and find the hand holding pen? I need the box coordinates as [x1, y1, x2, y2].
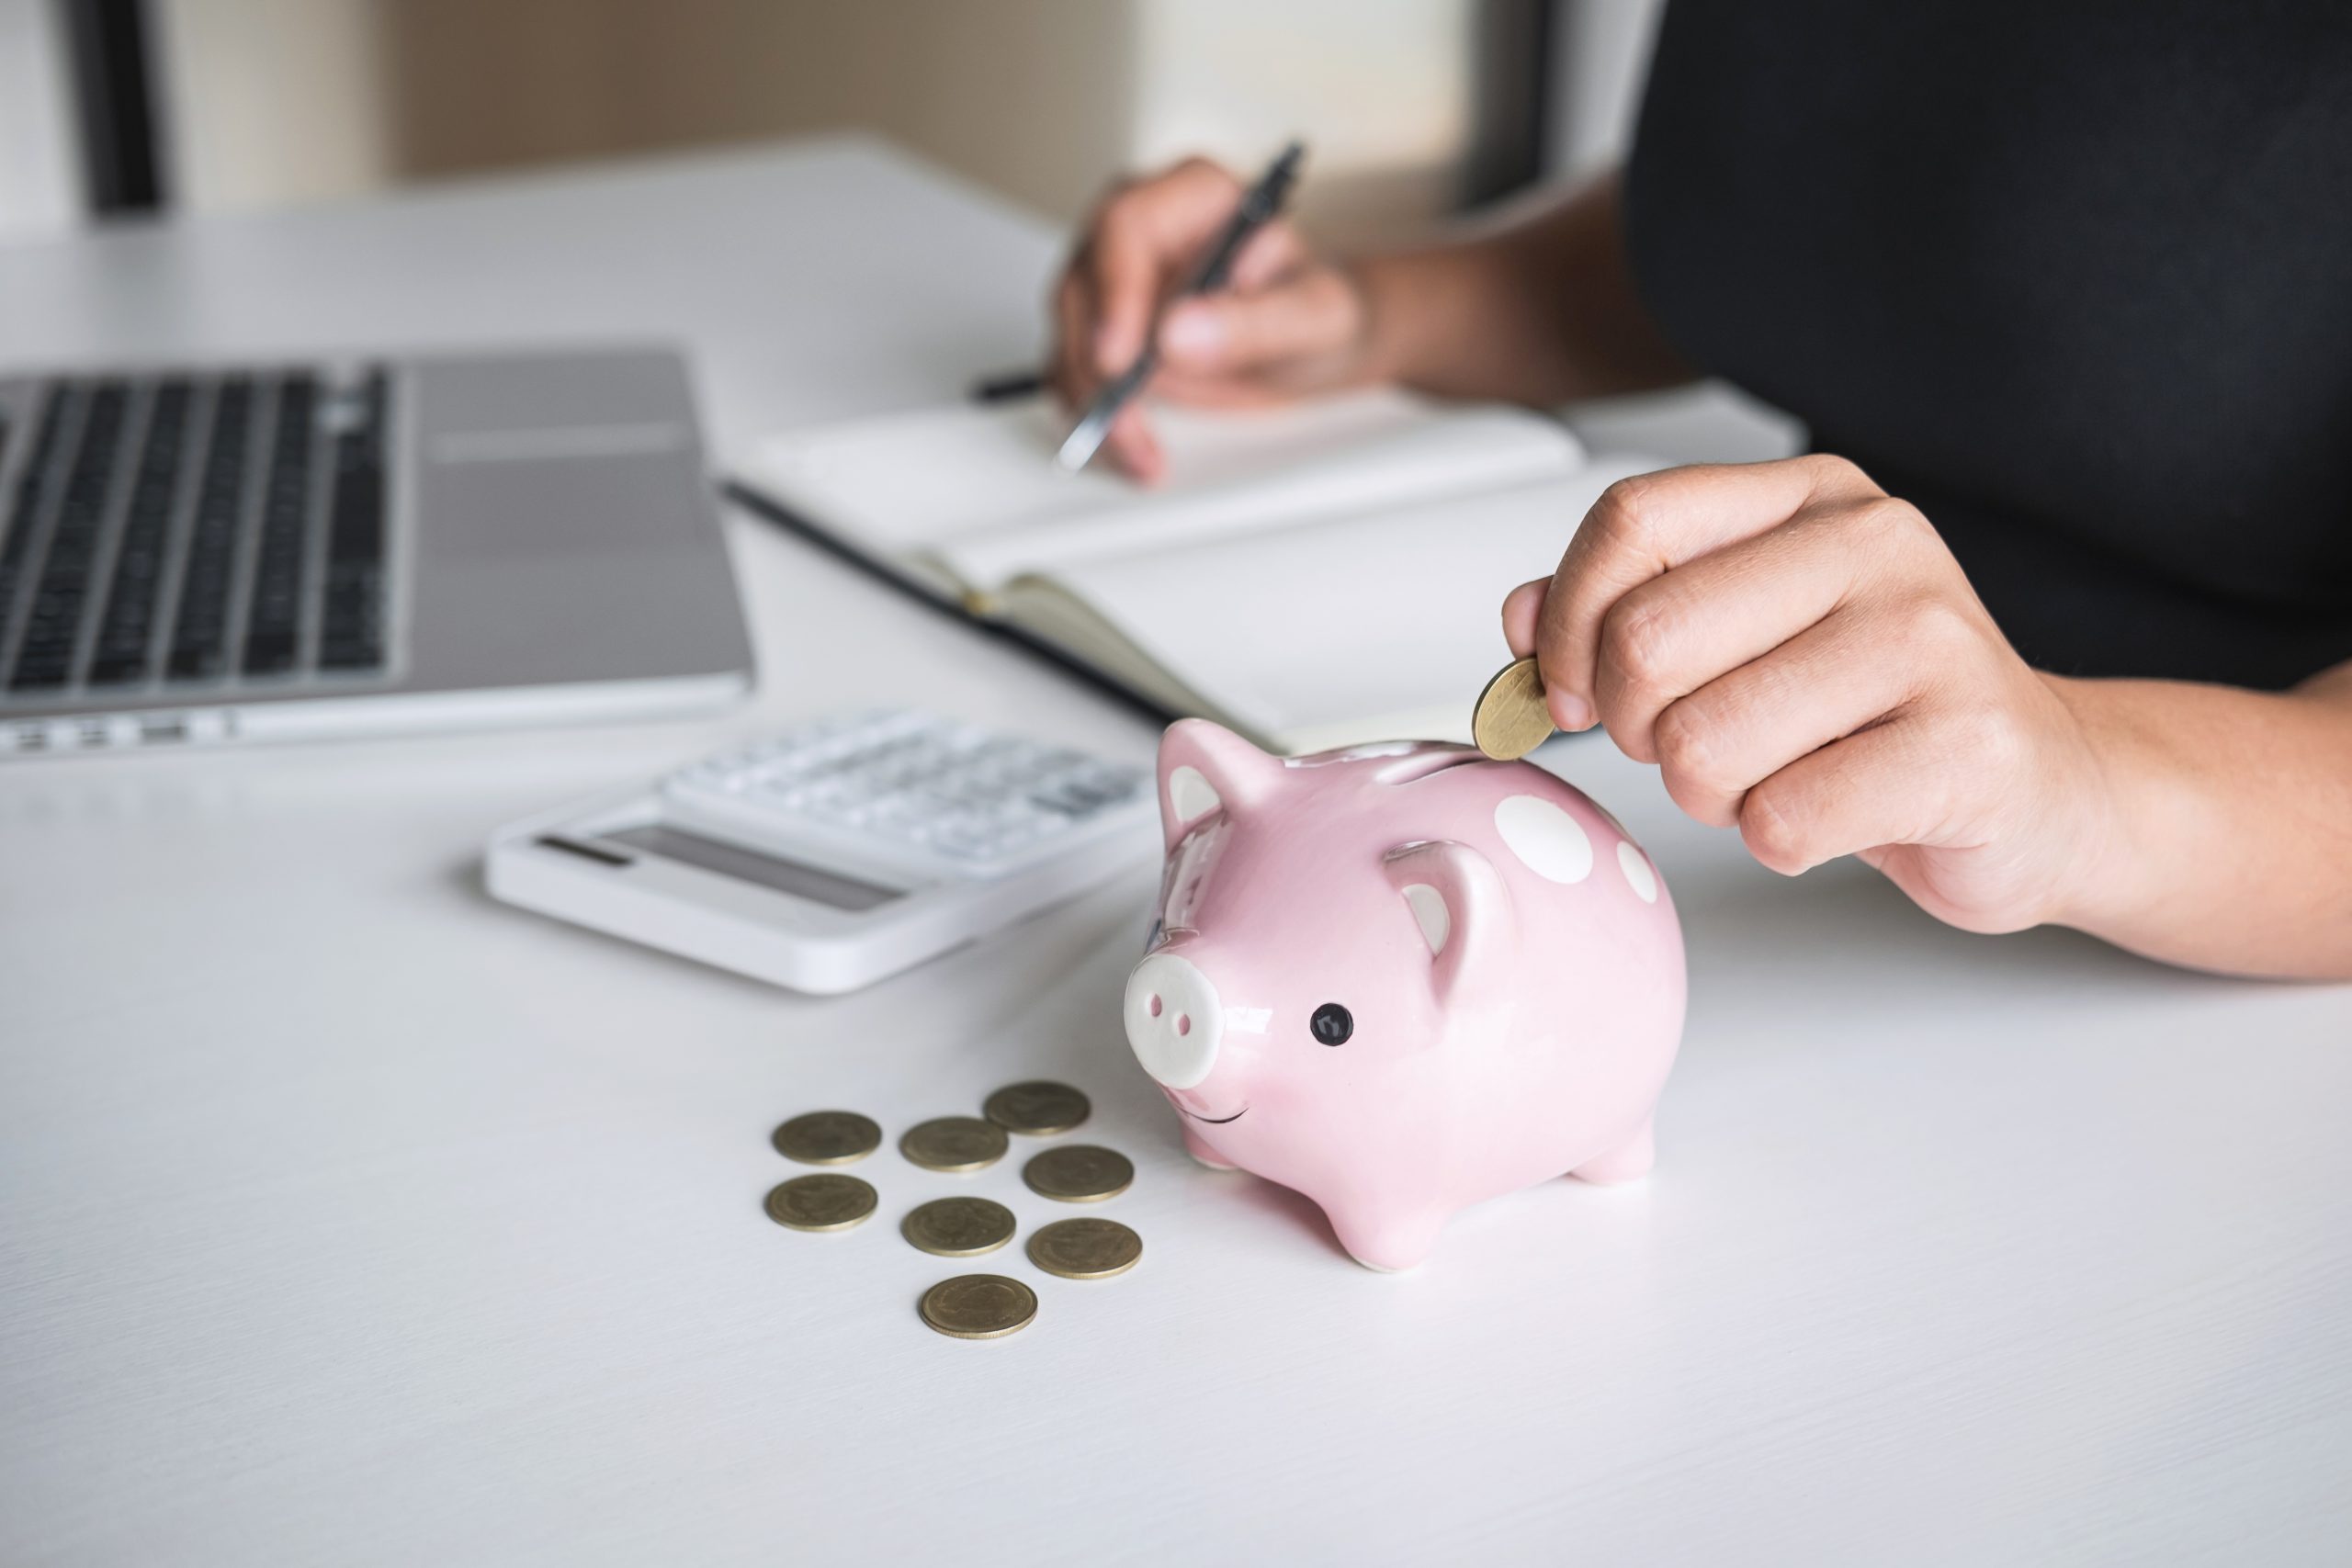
[1047, 145, 1384, 481]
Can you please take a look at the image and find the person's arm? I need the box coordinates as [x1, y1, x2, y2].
[1356, 172, 1695, 406]
[1502, 455, 2352, 981]
[1047, 159, 1692, 480]
[2041, 667, 2352, 976]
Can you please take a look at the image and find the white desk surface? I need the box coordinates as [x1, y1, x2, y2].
[3, 139, 2347, 1568]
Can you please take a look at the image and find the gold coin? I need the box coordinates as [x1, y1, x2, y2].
[901, 1197, 1017, 1258]
[1022, 1144, 1134, 1202]
[771, 1110, 882, 1166]
[1026, 1218, 1143, 1280]
[899, 1116, 1010, 1173]
[763, 1173, 877, 1233]
[918, 1274, 1038, 1340]
[982, 1080, 1092, 1136]
[1471, 656, 1555, 761]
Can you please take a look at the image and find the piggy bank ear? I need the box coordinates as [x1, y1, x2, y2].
[1156, 718, 1283, 852]
[1381, 840, 1516, 1009]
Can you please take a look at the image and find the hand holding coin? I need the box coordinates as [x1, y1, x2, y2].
[1471, 656, 1556, 760]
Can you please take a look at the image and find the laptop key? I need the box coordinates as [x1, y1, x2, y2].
[0, 385, 70, 671]
[11, 381, 127, 691]
[240, 374, 314, 678]
[166, 378, 252, 683]
[318, 367, 389, 673]
[87, 379, 193, 686]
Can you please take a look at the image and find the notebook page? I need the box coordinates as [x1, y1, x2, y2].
[1011, 455, 1657, 750]
[931, 403, 1581, 589]
[731, 390, 1582, 590]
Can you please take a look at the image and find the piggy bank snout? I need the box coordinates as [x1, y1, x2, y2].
[1124, 952, 1224, 1089]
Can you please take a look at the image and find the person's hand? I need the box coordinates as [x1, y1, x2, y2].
[1049, 157, 1381, 482]
[1500, 456, 2118, 934]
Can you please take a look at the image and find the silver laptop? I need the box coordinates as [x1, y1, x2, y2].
[0, 344, 752, 758]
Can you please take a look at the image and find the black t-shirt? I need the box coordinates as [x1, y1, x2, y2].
[1624, 0, 2352, 687]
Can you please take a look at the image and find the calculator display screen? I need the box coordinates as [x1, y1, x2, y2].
[601, 825, 904, 911]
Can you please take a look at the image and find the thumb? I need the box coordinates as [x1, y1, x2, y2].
[1157, 268, 1361, 373]
[1501, 580, 1548, 658]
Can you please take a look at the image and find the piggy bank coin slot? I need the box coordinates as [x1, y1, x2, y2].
[1150, 816, 1229, 948]
[1370, 749, 1483, 786]
[1286, 739, 1419, 767]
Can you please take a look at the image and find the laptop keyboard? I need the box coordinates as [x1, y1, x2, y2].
[0, 367, 392, 698]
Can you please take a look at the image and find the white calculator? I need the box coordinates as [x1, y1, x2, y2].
[486, 709, 1157, 993]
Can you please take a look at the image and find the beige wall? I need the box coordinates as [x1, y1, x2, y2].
[153, 0, 1480, 243]
[154, 0, 394, 212]
[1127, 0, 1472, 243]
[0, 0, 84, 240]
[374, 0, 1142, 223]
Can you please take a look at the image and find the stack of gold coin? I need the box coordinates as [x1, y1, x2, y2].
[1027, 1217, 1143, 1280]
[981, 1080, 1091, 1136]
[918, 1274, 1037, 1339]
[771, 1110, 882, 1165]
[1471, 656, 1555, 760]
[900, 1196, 1016, 1258]
[1022, 1144, 1134, 1202]
[763, 1172, 877, 1232]
[899, 1116, 1010, 1173]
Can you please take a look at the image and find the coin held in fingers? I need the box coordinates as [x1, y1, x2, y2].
[901, 1197, 1017, 1258]
[771, 1111, 882, 1166]
[919, 1274, 1038, 1339]
[763, 1173, 878, 1232]
[1471, 656, 1555, 761]
[1023, 1144, 1134, 1202]
[900, 1116, 1010, 1173]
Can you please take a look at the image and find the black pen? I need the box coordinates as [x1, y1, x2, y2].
[1054, 140, 1306, 473]
[968, 368, 1045, 403]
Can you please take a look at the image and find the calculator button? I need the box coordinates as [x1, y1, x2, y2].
[656, 708, 1151, 883]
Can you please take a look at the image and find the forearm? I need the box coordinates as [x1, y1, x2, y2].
[1351, 172, 1697, 405]
[2049, 663, 2352, 978]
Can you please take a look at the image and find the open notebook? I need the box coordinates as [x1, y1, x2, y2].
[729, 390, 1654, 754]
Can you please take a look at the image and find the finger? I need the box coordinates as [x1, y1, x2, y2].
[1533, 456, 1878, 732]
[1228, 221, 1307, 292]
[1589, 499, 1894, 758]
[1158, 267, 1362, 374]
[1102, 403, 1165, 484]
[1649, 606, 1922, 827]
[1143, 372, 1306, 410]
[1738, 714, 1960, 876]
[1088, 159, 1247, 375]
[1502, 579, 1547, 656]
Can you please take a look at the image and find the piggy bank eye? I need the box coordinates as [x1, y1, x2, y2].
[1309, 1002, 1353, 1046]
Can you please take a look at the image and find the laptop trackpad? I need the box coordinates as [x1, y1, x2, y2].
[399, 349, 750, 686]
[421, 442, 699, 559]
[411, 349, 706, 558]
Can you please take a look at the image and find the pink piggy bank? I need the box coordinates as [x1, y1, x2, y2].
[1123, 720, 1687, 1271]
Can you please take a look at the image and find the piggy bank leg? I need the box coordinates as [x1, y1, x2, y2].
[1570, 1118, 1656, 1185]
[1182, 1125, 1239, 1171]
[1326, 1205, 1450, 1273]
